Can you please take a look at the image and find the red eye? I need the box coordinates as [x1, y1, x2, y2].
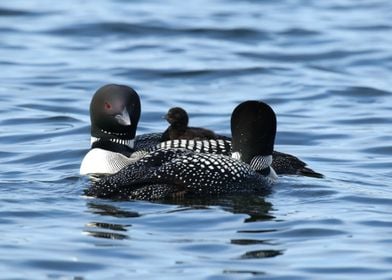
[104, 102, 112, 110]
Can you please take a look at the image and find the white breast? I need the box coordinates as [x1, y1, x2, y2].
[80, 148, 146, 175]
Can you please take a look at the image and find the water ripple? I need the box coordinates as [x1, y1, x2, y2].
[330, 86, 391, 97]
[237, 49, 373, 62]
[1, 0, 392, 279]
[114, 66, 275, 80]
[21, 259, 104, 272]
[0, 7, 38, 16]
[43, 22, 269, 42]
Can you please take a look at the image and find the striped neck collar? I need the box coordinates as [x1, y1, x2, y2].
[91, 136, 135, 149]
[249, 155, 273, 170]
[232, 152, 272, 170]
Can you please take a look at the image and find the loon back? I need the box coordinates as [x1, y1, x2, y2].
[135, 133, 323, 178]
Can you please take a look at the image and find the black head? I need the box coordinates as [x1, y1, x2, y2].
[164, 107, 189, 127]
[90, 84, 141, 140]
[231, 100, 276, 164]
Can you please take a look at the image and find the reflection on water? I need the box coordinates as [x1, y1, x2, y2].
[158, 195, 274, 222]
[84, 222, 130, 240]
[84, 202, 137, 240]
[231, 239, 275, 245]
[86, 222, 128, 232]
[223, 269, 265, 276]
[87, 202, 140, 218]
[222, 196, 275, 223]
[84, 195, 284, 264]
[239, 249, 283, 259]
[83, 229, 129, 240]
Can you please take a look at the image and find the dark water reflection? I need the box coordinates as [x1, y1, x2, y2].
[86, 202, 140, 218]
[84, 195, 275, 239]
[84, 196, 283, 270]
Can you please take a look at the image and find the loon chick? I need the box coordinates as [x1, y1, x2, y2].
[85, 100, 278, 201]
[80, 84, 145, 175]
[161, 107, 218, 141]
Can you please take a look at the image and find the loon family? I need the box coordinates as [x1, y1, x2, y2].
[81, 84, 322, 200]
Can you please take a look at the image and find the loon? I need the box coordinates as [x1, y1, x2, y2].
[80, 84, 322, 178]
[85, 100, 278, 200]
[80, 84, 146, 175]
[161, 107, 218, 141]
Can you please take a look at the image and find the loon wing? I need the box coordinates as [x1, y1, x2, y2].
[272, 151, 323, 178]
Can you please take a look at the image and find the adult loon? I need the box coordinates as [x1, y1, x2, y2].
[80, 84, 146, 175]
[161, 107, 218, 141]
[85, 100, 278, 200]
[80, 84, 322, 178]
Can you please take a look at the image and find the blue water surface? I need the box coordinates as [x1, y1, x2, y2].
[0, 0, 391, 279]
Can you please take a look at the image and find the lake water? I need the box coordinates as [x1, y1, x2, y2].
[1, 0, 391, 279]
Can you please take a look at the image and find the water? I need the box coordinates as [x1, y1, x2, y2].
[1, 0, 391, 279]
